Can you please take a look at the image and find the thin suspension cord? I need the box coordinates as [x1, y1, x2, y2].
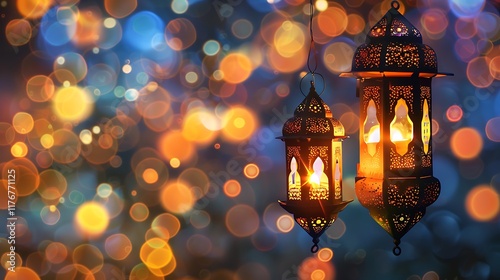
[306, 0, 318, 76]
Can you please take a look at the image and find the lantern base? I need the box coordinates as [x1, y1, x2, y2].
[354, 176, 440, 255]
[278, 199, 352, 252]
[278, 199, 352, 218]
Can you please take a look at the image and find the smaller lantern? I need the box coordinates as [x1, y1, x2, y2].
[340, 1, 452, 255]
[277, 81, 352, 253]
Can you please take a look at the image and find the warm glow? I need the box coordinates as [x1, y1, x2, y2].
[363, 99, 380, 156]
[52, 86, 94, 122]
[390, 99, 413, 155]
[143, 168, 159, 184]
[310, 173, 320, 186]
[366, 125, 380, 143]
[140, 238, 176, 276]
[309, 157, 329, 200]
[11, 142, 28, 157]
[75, 202, 110, 237]
[451, 127, 483, 160]
[422, 99, 431, 154]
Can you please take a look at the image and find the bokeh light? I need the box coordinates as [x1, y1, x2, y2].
[446, 105, 463, 122]
[219, 53, 253, 84]
[105, 0, 137, 18]
[129, 202, 150, 222]
[276, 214, 294, 233]
[450, 127, 483, 160]
[151, 213, 181, 240]
[226, 204, 259, 237]
[11, 141, 28, 157]
[45, 242, 68, 264]
[105, 234, 133, 260]
[72, 244, 104, 273]
[75, 201, 110, 238]
[140, 238, 176, 276]
[466, 185, 500, 222]
[52, 86, 93, 122]
[5, 267, 40, 280]
[12, 112, 34, 134]
[17, 0, 52, 19]
[485, 117, 500, 142]
[224, 179, 242, 198]
[6, 19, 32, 46]
[244, 163, 260, 179]
[160, 182, 195, 214]
[317, 248, 334, 262]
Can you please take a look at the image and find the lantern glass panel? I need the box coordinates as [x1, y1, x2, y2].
[288, 156, 301, 200]
[363, 99, 380, 157]
[421, 99, 430, 154]
[390, 99, 413, 156]
[309, 157, 329, 200]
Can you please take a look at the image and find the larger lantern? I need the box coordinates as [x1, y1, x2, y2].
[340, 1, 452, 255]
[277, 81, 352, 253]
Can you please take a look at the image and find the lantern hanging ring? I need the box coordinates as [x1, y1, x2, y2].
[311, 238, 319, 253]
[391, 0, 400, 10]
[300, 72, 325, 96]
[393, 239, 402, 256]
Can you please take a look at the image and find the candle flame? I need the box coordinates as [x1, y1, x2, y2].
[309, 173, 320, 186]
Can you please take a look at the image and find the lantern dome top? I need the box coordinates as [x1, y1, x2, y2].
[280, 82, 346, 139]
[340, 1, 452, 78]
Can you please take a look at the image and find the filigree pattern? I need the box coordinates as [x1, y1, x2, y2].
[390, 19, 409, 36]
[422, 45, 437, 69]
[309, 187, 329, 200]
[362, 86, 381, 113]
[390, 146, 416, 169]
[296, 217, 310, 233]
[283, 117, 302, 134]
[308, 146, 328, 169]
[388, 184, 419, 208]
[385, 43, 419, 69]
[355, 44, 382, 69]
[306, 118, 330, 134]
[389, 85, 414, 114]
[370, 18, 387, 37]
[422, 151, 431, 168]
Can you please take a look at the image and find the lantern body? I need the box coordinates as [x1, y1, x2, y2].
[278, 83, 351, 252]
[341, 2, 451, 254]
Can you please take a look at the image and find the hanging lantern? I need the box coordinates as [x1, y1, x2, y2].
[277, 81, 352, 253]
[340, 1, 452, 255]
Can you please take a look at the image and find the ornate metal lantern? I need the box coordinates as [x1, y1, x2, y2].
[277, 81, 352, 253]
[340, 1, 452, 255]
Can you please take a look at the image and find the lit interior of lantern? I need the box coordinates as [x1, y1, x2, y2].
[309, 173, 320, 185]
[363, 99, 380, 156]
[309, 157, 329, 200]
[390, 99, 413, 155]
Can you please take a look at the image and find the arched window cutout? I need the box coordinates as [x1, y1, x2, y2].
[334, 158, 341, 200]
[363, 99, 380, 156]
[421, 99, 430, 154]
[390, 99, 414, 156]
[309, 157, 329, 200]
[288, 157, 301, 200]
